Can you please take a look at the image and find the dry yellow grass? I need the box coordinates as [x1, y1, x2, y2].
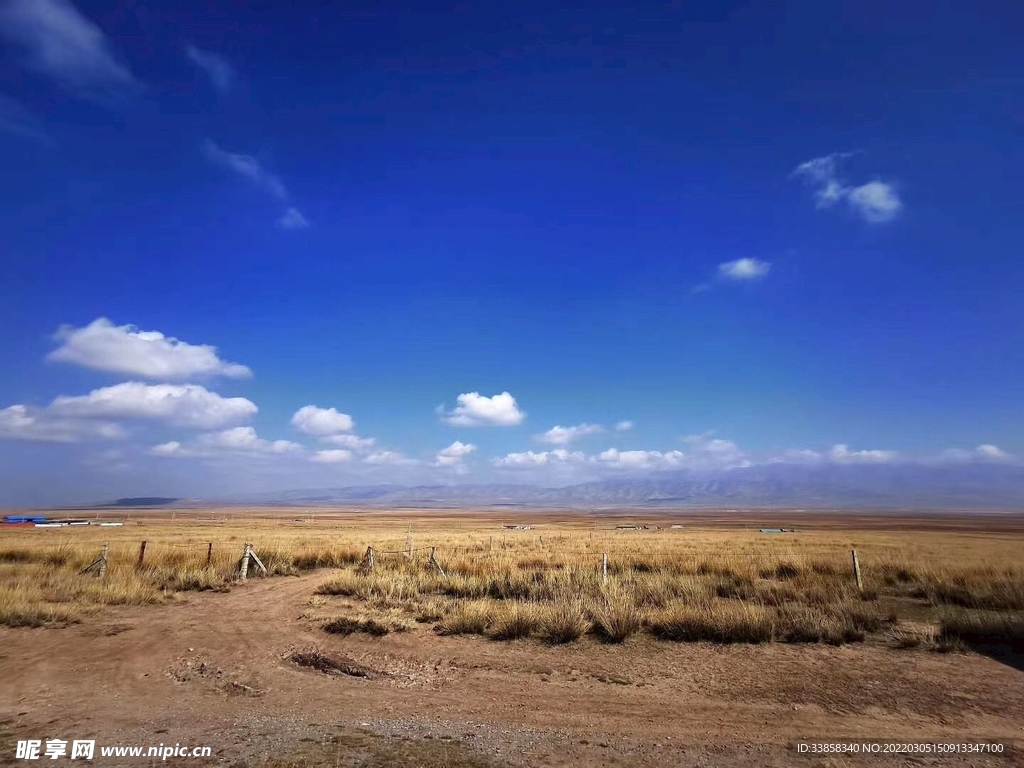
[2, 512, 1023, 648]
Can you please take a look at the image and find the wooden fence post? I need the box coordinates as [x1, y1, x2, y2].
[239, 543, 252, 580]
[98, 542, 109, 579]
[851, 549, 864, 592]
[206, 542, 213, 567]
[136, 541, 147, 570]
[602, 553, 608, 584]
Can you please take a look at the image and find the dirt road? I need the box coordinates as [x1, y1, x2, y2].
[2, 572, 1022, 767]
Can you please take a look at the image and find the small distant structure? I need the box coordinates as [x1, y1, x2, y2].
[502, 524, 533, 530]
[759, 528, 797, 534]
[98, 521, 124, 527]
[4, 515, 47, 524]
[616, 524, 659, 531]
[670, 524, 685, 529]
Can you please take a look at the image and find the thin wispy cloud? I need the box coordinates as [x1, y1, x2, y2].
[185, 45, 236, 93]
[536, 423, 604, 446]
[0, 94, 52, 144]
[277, 207, 310, 230]
[794, 153, 902, 223]
[0, 0, 138, 99]
[203, 140, 310, 229]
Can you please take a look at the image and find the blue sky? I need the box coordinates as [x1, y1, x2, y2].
[1, 0, 1021, 505]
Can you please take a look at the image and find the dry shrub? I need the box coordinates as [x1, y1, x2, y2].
[287, 648, 374, 678]
[890, 625, 935, 649]
[538, 601, 590, 644]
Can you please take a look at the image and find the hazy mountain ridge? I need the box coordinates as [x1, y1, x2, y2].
[200, 463, 1024, 510]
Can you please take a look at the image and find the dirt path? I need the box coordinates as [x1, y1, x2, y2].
[2, 573, 1023, 767]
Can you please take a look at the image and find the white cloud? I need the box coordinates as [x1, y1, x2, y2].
[595, 448, 686, 470]
[150, 428, 300, 459]
[493, 449, 585, 468]
[846, 181, 902, 223]
[49, 382, 257, 429]
[536, 423, 603, 445]
[364, 450, 414, 465]
[828, 444, 897, 463]
[290, 406, 354, 436]
[435, 440, 477, 467]
[976, 444, 1008, 459]
[185, 45, 235, 93]
[441, 391, 525, 427]
[277, 207, 310, 230]
[793, 153, 902, 223]
[0, 0, 137, 96]
[311, 449, 353, 464]
[203, 139, 288, 200]
[718, 258, 771, 280]
[0, 404, 124, 443]
[322, 433, 376, 451]
[47, 318, 252, 380]
[614, 420, 634, 432]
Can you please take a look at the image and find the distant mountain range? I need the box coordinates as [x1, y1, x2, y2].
[179, 462, 1024, 510]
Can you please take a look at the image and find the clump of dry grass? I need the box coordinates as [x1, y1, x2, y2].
[434, 602, 490, 636]
[649, 600, 775, 644]
[538, 601, 590, 644]
[488, 602, 540, 640]
[323, 616, 406, 637]
[588, 591, 643, 643]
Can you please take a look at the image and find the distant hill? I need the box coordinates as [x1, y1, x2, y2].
[94, 497, 182, 508]
[207, 463, 1024, 510]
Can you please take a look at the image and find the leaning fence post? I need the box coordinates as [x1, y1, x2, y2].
[429, 546, 447, 578]
[851, 549, 864, 592]
[98, 542, 109, 579]
[136, 541, 147, 570]
[602, 553, 608, 584]
[239, 542, 252, 580]
[206, 542, 213, 567]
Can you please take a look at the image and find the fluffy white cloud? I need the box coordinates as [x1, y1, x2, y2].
[364, 450, 414, 465]
[277, 207, 310, 230]
[536, 423, 603, 446]
[311, 449, 353, 464]
[322, 433, 376, 451]
[846, 181, 903, 223]
[290, 405, 354, 436]
[614, 420, 634, 432]
[435, 440, 477, 467]
[150, 441, 181, 456]
[150, 428, 300, 458]
[794, 153, 902, 223]
[0, 404, 124, 443]
[49, 382, 257, 429]
[185, 45, 235, 93]
[0, 0, 138, 96]
[47, 318, 251, 380]
[441, 391, 525, 427]
[718, 258, 770, 280]
[941, 444, 1014, 463]
[595, 448, 686, 470]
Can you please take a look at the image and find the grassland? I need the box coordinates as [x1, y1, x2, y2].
[2, 510, 1023, 652]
